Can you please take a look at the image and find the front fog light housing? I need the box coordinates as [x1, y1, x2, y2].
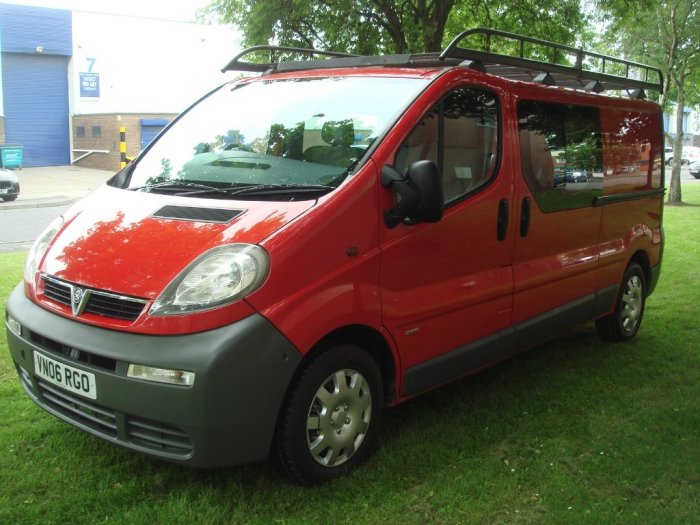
[127, 364, 195, 386]
[6, 314, 22, 337]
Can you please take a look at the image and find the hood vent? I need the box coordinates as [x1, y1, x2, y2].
[152, 205, 245, 223]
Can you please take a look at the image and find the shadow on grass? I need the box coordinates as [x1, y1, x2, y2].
[665, 201, 700, 207]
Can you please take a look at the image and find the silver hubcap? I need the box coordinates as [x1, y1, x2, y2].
[621, 275, 643, 332]
[306, 369, 372, 467]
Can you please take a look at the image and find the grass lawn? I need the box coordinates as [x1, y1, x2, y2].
[1, 186, 699, 524]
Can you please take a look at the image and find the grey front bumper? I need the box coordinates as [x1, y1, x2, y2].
[5, 284, 302, 467]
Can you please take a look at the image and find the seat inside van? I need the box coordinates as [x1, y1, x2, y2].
[303, 120, 364, 168]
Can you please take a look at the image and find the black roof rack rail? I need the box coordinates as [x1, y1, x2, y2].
[440, 28, 663, 97]
[222, 31, 663, 99]
[221, 45, 360, 73]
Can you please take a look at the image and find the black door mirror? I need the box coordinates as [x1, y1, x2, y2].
[381, 160, 443, 228]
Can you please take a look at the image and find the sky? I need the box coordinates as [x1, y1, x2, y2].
[2, 0, 215, 22]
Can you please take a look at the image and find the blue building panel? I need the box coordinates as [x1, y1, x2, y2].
[0, 4, 72, 55]
[140, 119, 170, 150]
[2, 53, 70, 166]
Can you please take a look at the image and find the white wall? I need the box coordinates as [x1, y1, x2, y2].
[689, 108, 700, 135]
[70, 12, 240, 115]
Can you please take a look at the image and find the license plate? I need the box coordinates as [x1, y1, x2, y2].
[33, 351, 97, 399]
[0, 189, 8, 194]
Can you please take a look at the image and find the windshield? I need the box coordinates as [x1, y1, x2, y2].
[122, 76, 429, 200]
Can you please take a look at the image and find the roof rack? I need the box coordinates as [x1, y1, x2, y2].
[222, 29, 663, 99]
[440, 28, 663, 98]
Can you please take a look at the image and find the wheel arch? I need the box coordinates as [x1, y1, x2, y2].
[629, 249, 651, 296]
[292, 324, 398, 407]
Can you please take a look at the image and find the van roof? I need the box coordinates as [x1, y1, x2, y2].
[223, 28, 663, 100]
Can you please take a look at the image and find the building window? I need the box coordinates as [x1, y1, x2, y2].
[76, 126, 85, 138]
[518, 101, 603, 212]
[92, 125, 102, 138]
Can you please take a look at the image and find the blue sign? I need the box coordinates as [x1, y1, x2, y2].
[80, 72, 100, 98]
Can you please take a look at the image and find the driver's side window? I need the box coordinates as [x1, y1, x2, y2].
[395, 87, 499, 204]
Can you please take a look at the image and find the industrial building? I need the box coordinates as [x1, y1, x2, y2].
[0, 3, 238, 170]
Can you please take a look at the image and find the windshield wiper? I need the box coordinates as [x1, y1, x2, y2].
[179, 184, 335, 198]
[128, 181, 229, 194]
[128, 181, 335, 200]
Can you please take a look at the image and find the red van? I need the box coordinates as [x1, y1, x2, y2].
[5, 29, 664, 484]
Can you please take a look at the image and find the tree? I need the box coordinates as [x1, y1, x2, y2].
[443, 0, 585, 50]
[202, 0, 586, 55]
[595, 0, 700, 204]
[202, 0, 455, 54]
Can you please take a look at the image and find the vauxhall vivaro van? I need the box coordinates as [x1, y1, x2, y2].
[6, 29, 665, 484]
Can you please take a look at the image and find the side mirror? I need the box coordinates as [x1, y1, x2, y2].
[381, 160, 443, 228]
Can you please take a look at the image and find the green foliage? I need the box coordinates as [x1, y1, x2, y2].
[204, 0, 397, 54]
[595, 0, 700, 106]
[203, 0, 587, 54]
[444, 0, 586, 52]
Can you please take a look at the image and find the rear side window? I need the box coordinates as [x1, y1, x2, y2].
[396, 87, 499, 205]
[518, 101, 603, 212]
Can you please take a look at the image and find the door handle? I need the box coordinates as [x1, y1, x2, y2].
[497, 198, 509, 241]
[520, 197, 531, 237]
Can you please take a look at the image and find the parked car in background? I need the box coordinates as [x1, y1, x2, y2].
[553, 168, 588, 186]
[689, 160, 700, 179]
[0, 168, 19, 201]
[666, 145, 700, 165]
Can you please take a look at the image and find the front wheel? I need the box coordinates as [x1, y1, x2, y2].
[596, 262, 647, 342]
[276, 345, 383, 485]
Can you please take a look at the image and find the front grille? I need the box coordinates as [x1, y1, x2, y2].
[127, 417, 193, 454]
[34, 380, 193, 457]
[38, 380, 118, 438]
[0, 180, 12, 189]
[43, 277, 71, 303]
[42, 275, 147, 321]
[27, 331, 116, 372]
[18, 366, 36, 395]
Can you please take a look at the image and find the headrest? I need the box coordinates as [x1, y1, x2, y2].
[322, 119, 355, 147]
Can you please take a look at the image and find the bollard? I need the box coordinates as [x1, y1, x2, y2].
[120, 127, 127, 168]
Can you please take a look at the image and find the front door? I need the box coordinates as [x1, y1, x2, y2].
[379, 84, 516, 397]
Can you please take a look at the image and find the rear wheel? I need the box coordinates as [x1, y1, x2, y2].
[276, 345, 383, 485]
[596, 262, 646, 342]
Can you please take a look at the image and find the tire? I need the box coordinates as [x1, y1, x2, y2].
[276, 344, 383, 485]
[596, 262, 646, 342]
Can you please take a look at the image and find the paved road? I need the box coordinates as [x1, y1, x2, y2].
[0, 204, 69, 253]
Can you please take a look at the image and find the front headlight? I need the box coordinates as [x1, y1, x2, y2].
[25, 215, 64, 285]
[149, 243, 269, 316]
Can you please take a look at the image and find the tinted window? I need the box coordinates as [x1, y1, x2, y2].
[518, 101, 603, 212]
[396, 87, 499, 205]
